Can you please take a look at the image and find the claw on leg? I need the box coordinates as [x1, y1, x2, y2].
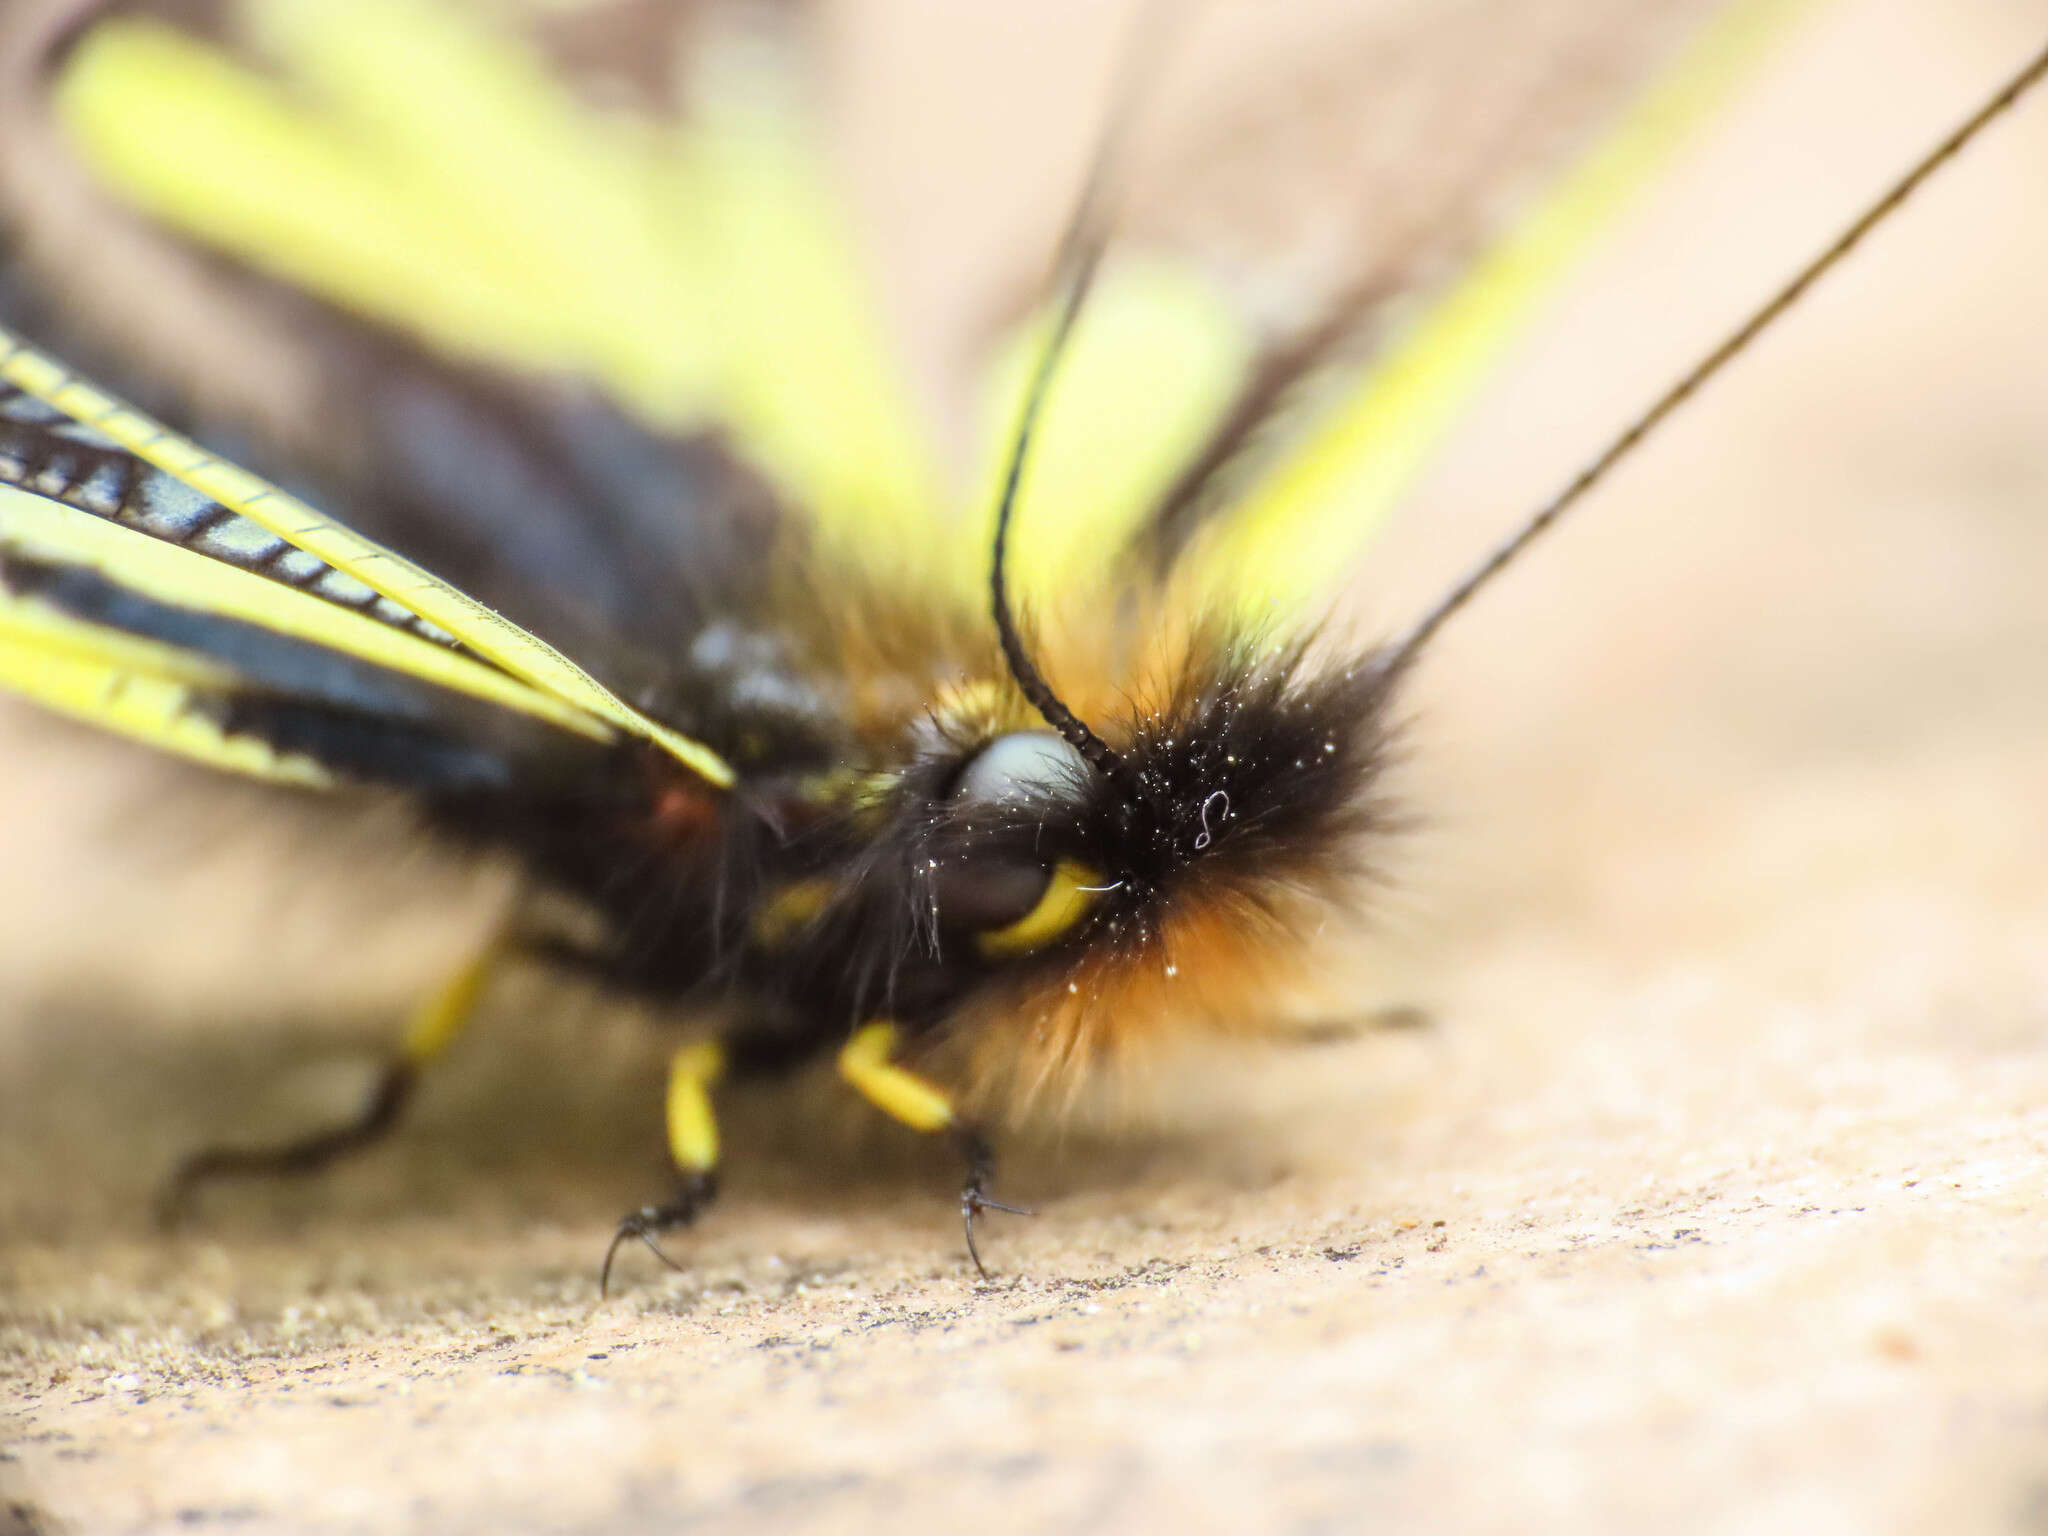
[599, 1040, 727, 1295]
[956, 1129, 1034, 1281]
[600, 1171, 717, 1298]
[836, 1023, 1033, 1277]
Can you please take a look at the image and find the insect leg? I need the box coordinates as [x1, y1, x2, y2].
[836, 1022, 1033, 1280]
[599, 1039, 724, 1297]
[156, 940, 503, 1225]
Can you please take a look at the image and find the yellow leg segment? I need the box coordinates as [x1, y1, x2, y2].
[601, 1040, 725, 1296]
[400, 940, 503, 1067]
[664, 1040, 727, 1174]
[838, 1022, 957, 1134]
[839, 1022, 1030, 1279]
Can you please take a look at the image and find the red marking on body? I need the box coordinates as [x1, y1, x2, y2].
[648, 781, 718, 843]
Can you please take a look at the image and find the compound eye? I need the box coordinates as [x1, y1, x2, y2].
[941, 733, 1102, 957]
[952, 731, 1087, 808]
[975, 858, 1103, 958]
[929, 854, 1054, 935]
[929, 855, 1103, 959]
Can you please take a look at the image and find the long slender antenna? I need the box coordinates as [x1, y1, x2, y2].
[990, 240, 1146, 797]
[1379, 35, 2048, 677]
[989, 1, 1176, 804]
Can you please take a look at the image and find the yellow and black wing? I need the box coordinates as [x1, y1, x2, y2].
[0, 0, 1818, 727]
[0, 322, 732, 792]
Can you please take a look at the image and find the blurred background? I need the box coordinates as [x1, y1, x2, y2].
[3, 1, 2046, 1530]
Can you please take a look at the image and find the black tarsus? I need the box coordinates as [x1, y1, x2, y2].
[599, 1171, 718, 1298]
[955, 1128, 1034, 1282]
[156, 1059, 418, 1228]
[1378, 34, 2048, 681]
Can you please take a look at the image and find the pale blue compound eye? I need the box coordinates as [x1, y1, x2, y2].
[952, 731, 1088, 806]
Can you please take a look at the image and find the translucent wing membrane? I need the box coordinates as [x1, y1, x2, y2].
[1138, 0, 1822, 628]
[51, 0, 941, 587]
[0, 324, 733, 788]
[916, 0, 1818, 633]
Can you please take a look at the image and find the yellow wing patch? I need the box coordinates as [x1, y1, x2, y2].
[964, 258, 1255, 608]
[1169, 0, 1823, 628]
[54, 0, 941, 596]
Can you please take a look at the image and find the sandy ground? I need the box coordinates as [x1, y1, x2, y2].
[5, 2, 2048, 1532]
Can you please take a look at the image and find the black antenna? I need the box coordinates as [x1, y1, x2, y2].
[990, 241, 1147, 797]
[1380, 35, 2048, 678]
[989, 1, 1176, 804]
